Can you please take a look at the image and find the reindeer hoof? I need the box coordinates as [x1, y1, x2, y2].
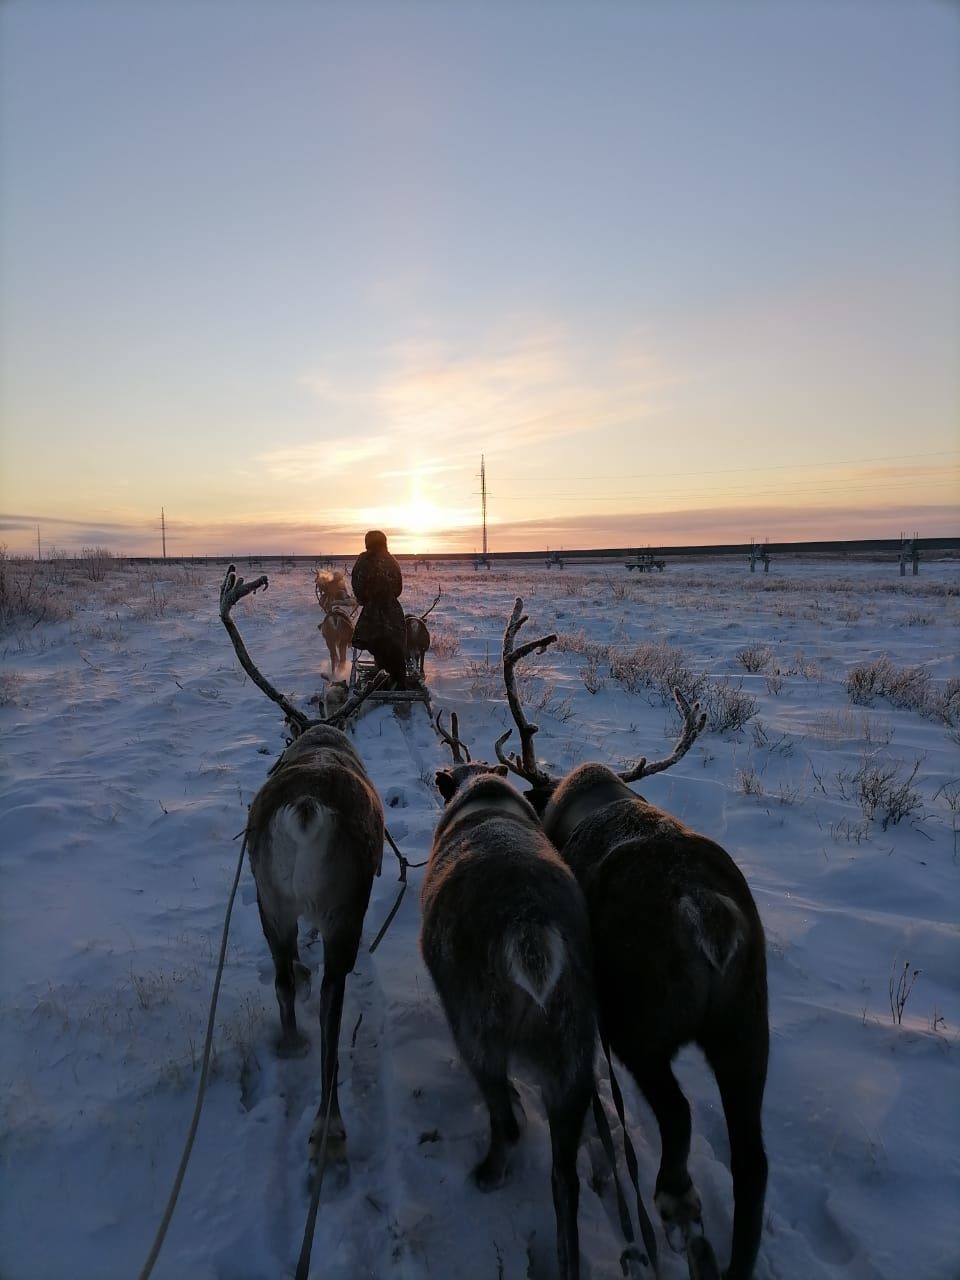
[656, 1181, 703, 1254]
[276, 1031, 310, 1059]
[472, 1154, 509, 1191]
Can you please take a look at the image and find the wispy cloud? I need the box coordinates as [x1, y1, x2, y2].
[376, 327, 672, 460]
[255, 437, 389, 483]
[289, 322, 680, 485]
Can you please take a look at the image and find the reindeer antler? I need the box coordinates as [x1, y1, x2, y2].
[616, 688, 706, 783]
[419, 587, 442, 621]
[493, 597, 558, 787]
[435, 709, 472, 763]
[219, 564, 387, 733]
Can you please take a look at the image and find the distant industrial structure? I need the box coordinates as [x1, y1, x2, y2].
[473, 455, 492, 570]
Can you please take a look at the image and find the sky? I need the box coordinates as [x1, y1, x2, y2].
[1, 0, 958, 558]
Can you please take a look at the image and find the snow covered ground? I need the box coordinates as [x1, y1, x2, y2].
[1, 553, 958, 1280]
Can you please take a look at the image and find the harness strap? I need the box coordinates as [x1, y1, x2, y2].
[591, 1089, 650, 1274]
[368, 825, 427, 955]
[294, 1066, 338, 1280]
[599, 1031, 661, 1277]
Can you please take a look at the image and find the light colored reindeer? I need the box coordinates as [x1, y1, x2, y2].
[421, 711, 597, 1280]
[219, 565, 387, 1183]
[319, 606, 354, 675]
[495, 598, 769, 1280]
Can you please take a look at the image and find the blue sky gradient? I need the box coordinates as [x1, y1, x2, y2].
[1, 0, 957, 555]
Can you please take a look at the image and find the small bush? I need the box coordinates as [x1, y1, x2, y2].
[853, 754, 923, 829]
[579, 658, 605, 695]
[555, 631, 610, 662]
[0, 671, 23, 705]
[80, 546, 114, 582]
[428, 625, 460, 658]
[609, 641, 703, 705]
[702, 677, 758, 734]
[847, 656, 937, 718]
[765, 670, 784, 696]
[0, 546, 73, 628]
[934, 677, 960, 727]
[736, 644, 772, 673]
[737, 767, 764, 796]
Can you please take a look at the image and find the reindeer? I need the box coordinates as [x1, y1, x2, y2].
[494, 598, 769, 1280]
[314, 566, 352, 612]
[404, 587, 441, 676]
[421, 711, 597, 1280]
[314, 567, 356, 677]
[219, 565, 388, 1182]
[319, 606, 354, 675]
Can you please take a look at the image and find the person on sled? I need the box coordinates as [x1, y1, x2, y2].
[351, 530, 407, 688]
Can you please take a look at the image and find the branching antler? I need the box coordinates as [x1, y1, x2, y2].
[435, 709, 471, 763]
[219, 564, 386, 733]
[419, 588, 442, 621]
[616, 688, 707, 783]
[493, 597, 558, 787]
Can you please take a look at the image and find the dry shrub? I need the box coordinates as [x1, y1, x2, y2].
[555, 630, 610, 662]
[737, 767, 764, 796]
[765, 670, 784, 696]
[701, 678, 759, 733]
[0, 547, 74, 628]
[80, 546, 114, 582]
[936, 677, 960, 727]
[736, 644, 772, 673]
[0, 671, 23, 705]
[609, 641, 703, 704]
[788, 652, 822, 681]
[846, 656, 933, 715]
[429, 625, 460, 658]
[850, 754, 924, 829]
[579, 658, 606, 695]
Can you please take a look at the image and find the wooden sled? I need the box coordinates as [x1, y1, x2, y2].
[348, 652, 431, 707]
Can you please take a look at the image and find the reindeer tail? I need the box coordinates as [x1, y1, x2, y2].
[272, 800, 337, 917]
[504, 925, 566, 1011]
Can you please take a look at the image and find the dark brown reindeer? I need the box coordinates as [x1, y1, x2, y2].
[404, 587, 442, 675]
[422, 709, 597, 1280]
[220, 565, 387, 1183]
[495, 598, 769, 1280]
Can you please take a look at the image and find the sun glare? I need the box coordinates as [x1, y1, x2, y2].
[357, 484, 451, 555]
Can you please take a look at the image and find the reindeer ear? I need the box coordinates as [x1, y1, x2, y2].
[494, 764, 509, 777]
[435, 770, 457, 801]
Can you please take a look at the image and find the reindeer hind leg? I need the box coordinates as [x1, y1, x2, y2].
[704, 1030, 768, 1280]
[633, 1060, 701, 1252]
[309, 930, 358, 1186]
[256, 894, 309, 1058]
[547, 1080, 590, 1280]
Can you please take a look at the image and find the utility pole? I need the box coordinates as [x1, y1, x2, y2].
[37, 526, 41, 561]
[480, 455, 488, 558]
[161, 507, 167, 560]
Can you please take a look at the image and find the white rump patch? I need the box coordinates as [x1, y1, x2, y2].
[677, 892, 747, 974]
[268, 802, 336, 918]
[505, 927, 566, 1010]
